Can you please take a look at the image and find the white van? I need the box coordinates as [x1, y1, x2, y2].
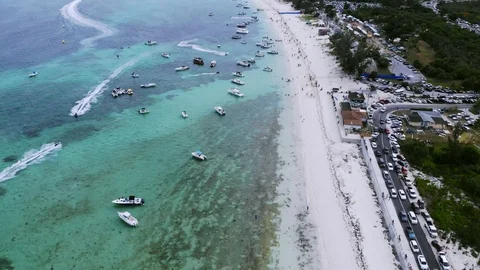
[408, 211, 418, 224]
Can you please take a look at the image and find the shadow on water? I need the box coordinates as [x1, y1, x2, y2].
[2, 155, 17, 163]
[0, 256, 14, 270]
[0, 187, 6, 197]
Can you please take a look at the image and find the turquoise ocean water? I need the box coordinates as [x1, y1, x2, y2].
[0, 0, 290, 269]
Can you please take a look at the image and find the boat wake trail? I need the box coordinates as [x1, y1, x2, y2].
[0, 142, 62, 183]
[70, 52, 151, 116]
[177, 39, 228, 56]
[60, 0, 117, 46]
[187, 72, 219, 77]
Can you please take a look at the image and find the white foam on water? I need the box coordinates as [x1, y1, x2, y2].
[177, 39, 228, 56]
[69, 52, 151, 116]
[186, 72, 219, 77]
[0, 142, 62, 183]
[60, 0, 117, 46]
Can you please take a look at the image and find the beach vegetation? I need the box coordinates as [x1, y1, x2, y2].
[0, 257, 14, 270]
[328, 32, 381, 76]
[348, 4, 480, 91]
[400, 136, 480, 250]
[325, 4, 337, 19]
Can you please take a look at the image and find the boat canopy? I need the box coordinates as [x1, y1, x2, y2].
[128, 196, 135, 200]
[195, 151, 203, 155]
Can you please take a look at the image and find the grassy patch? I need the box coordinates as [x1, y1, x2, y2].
[301, 14, 317, 21]
[407, 40, 435, 65]
[427, 78, 464, 90]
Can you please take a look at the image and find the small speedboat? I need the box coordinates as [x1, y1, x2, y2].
[118, 211, 138, 227]
[209, 12, 214, 16]
[192, 150, 207, 160]
[127, 89, 133, 95]
[210, 60, 216, 67]
[228, 87, 244, 97]
[262, 39, 275, 45]
[231, 35, 242, 39]
[112, 196, 145, 205]
[145, 40, 157, 46]
[131, 72, 139, 78]
[236, 28, 249, 34]
[255, 51, 265, 57]
[263, 66, 273, 72]
[247, 58, 255, 64]
[238, 12, 246, 15]
[241, 40, 247, 44]
[236, 60, 250, 67]
[243, 6, 250, 9]
[267, 50, 279, 55]
[29, 71, 38, 77]
[140, 83, 156, 88]
[175, 66, 189, 72]
[217, 44, 221, 48]
[256, 42, 265, 47]
[261, 44, 272, 49]
[182, 111, 188, 118]
[193, 57, 204, 65]
[214, 106, 226, 116]
[138, 108, 150, 114]
[231, 78, 245, 85]
[112, 90, 118, 98]
[237, 23, 247, 28]
[236, 3, 243, 7]
[161, 52, 170, 58]
[232, 71, 244, 77]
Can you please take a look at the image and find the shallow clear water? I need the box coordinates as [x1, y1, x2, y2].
[0, 0, 288, 268]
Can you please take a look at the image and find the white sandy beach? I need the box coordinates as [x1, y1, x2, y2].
[251, 0, 400, 269]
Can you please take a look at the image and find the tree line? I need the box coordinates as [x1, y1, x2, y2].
[438, 0, 480, 25]
[348, 5, 480, 91]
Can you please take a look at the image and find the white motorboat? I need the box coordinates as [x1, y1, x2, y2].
[29, 71, 38, 77]
[127, 89, 133, 95]
[138, 108, 150, 114]
[118, 211, 138, 226]
[237, 23, 247, 28]
[238, 12, 246, 15]
[112, 90, 118, 98]
[262, 39, 275, 45]
[236, 60, 250, 67]
[175, 66, 189, 71]
[267, 50, 279, 55]
[131, 72, 139, 78]
[232, 71, 244, 77]
[161, 52, 170, 58]
[247, 58, 255, 64]
[263, 66, 273, 72]
[112, 196, 145, 205]
[228, 87, 245, 97]
[140, 83, 156, 88]
[236, 3, 243, 7]
[210, 60, 216, 67]
[261, 44, 272, 49]
[255, 51, 265, 57]
[236, 28, 249, 34]
[214, 106, 226, 116]
[256, 42, 266, 47]
[241, 40, 247, 44]
[145, 41, 157, 46]
[231, 78, 245, 85]
[192, 150, 207, 160]
[182, 111, 188, 118]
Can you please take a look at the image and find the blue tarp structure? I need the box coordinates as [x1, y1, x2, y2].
[278, 11, 301, 14]
[361, 73, 403, 80]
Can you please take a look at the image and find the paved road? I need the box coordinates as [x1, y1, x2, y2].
[389, 58, 425, 83]
[371, 105, 448, 270]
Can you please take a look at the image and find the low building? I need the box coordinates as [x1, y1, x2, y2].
[407, 111, 446, 129]
[342, 109, 367, 129]
[348, 91, 365, 104]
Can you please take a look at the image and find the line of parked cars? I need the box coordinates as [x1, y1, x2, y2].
[373, 109, 452, 270]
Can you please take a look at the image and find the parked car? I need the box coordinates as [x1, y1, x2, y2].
[375, 150, 381, 157]
[408, 211, 418, 224]
[404, 177, 413, 187]
[387, 162, 394, 171]
[407, 186, 417, 198]
[383, 170, 390, 180]
[371, 142, 377, 148]
[417, 255, 429, 270]
[383, 147, 389, 154]
[425, 224, 438, 238]
[418, 199, 425, 209]
[438, 252, 451, 270]
[385, 180, 394, 189]
[390, 188, 397, 199]
[410, 240, 420, 253]
[431, 240, 444, 252]
[398, 189, 407, 200]
[421, 211, 433, 225]
[406, 226, 415, 239]
[411, 202, 421, 214]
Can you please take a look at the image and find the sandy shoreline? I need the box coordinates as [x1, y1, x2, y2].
[250, 0, 400, 269]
